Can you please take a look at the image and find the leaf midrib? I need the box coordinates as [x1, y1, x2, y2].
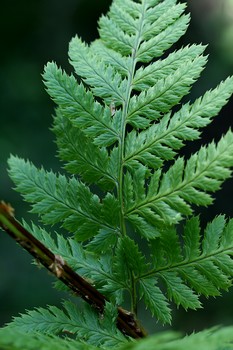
[119, 0, 148, 235]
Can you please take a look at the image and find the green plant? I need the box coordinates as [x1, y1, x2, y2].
[1, 0, 233, 348]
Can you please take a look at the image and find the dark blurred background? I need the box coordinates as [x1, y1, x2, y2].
[0, 0, 233, 335]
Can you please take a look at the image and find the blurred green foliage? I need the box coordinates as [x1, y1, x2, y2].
[0, 0, 233, 334]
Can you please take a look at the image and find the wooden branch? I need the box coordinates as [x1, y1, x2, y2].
[0, 201, 147, 339]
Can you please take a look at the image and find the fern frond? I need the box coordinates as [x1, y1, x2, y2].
[53, 111, 117, 190]
[8, 156, 120, 240]
[6, 301, 128, 348]
[118, 326, 233, 350]
[99, 0, 190, 63]
[137, 216, 233, 322]
[4, 0, 233, 342]
[140, 1, 186, 41]
[125, 76, 233, 169]
[136, 12, 190, 63]
[43, 62, 120, 147]
[127, 54, 207, 127]
[98, 2, 138, 56]
[133, 44, 206, 91]
[139, 278, 171, 324]
[104, 1, 139, 36]
[91, 40, 131, 76]
[69, 37, 127, 104]
[125, 130, 233, 233]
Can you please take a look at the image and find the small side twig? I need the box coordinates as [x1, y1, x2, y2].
[0, 201, 147, 339]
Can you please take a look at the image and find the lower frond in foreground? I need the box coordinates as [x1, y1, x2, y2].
[118, 326, 233, 350]
[5, 301, 129, 348]
[1, 325, 233, 350]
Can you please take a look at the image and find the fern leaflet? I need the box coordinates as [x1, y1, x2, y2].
[8, 155, 120, 241]
[138, 216, 233, 322]
[125, 131, 233, 235]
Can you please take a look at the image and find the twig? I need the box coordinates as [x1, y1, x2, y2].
[0, 201, 147, 339]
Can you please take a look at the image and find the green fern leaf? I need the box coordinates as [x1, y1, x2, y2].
[69, 36, 127, 104]
[139, 216, 233, 321]
[98, 2, 138, 56]
[91, 40, 130, 77]
[160, 271, 201, 310]
[118, 326, 233, 350]
[133, 44, 206, 90]
[6, 301, 128, 348]
[43, 62, 120, 147]
[125, 76, 233, 169]
[85, 230, 118, 254]
[140, 2, 186, 41]
[202, 215, 226, 254]
[102, 236, 147, 305]
[156, 226, 183, 265]
[3, 0, 233, 342]
[125, 130, 233, 233]
[100, 0, 189, 63]
[127, 55, 207, 127]
[8, 156, 119, 240]
[115, 236, 148, 278]
[53, 110, 117, 190]
[182, 216, 201, 260]
[136, 11, 190, 63]
[103, 1, 138, 36]
[220, 217, 233, 249]
[139, 278, 171, 324]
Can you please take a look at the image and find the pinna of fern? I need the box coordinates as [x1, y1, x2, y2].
[3, 0, 233, 343]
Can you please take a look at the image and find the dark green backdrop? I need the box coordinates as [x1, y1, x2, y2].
[1, 0, 233, 334]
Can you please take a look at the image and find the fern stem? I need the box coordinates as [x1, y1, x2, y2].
[130, 271, 138, 316]
[118, 2, 147, 237]
[117, 1, 148, 320]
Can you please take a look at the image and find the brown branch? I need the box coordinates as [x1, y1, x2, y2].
[0, 201, 147, 339]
